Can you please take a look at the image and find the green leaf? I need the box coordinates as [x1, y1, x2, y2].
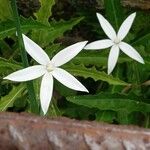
[67, 93, 150, 114]
[32, 0, 83, 47]
[47, 98, 61, 117]
[63, 64, 128, 86]
[0, 17, 53, 39]
[96, 110, 116, 123]
[35, 0, 55, 24]
[0, 40, 13, 57]
[0, 57, 22, 75]
[49, 17, 84, 41]
[117, 110, 129, 124]
[33, 17, 84, 47]
[71, 51, 132, 66]
[0, 57, 21, 70]
[0, 84, 25, 111]
[131, 32, 150, 46]
[0, 0, 12, 21]
[61, 102, 97, 120]
[104, 0, 123, 30]
[0, 16, 83, 48]
[32, 0, 55, 46]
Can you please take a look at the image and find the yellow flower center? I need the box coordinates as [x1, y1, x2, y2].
[114, 38, 120, 45]
[46, 63, 55, 72]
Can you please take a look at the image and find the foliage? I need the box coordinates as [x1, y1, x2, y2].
[0, 0, 149, 127]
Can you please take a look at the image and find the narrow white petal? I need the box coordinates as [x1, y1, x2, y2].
[23, 34, 50, 65]
[84, 39, 114, 50]
[119, 42, 144, 64]
[40, 73, 53, 115]
[117, 13, 136, 40]
[52, 68, 88, 92]
[96, 13, 117, 40]
[108, 45, 120, 74]
[4, 65, 46, 82]
[51, 41, 88, 67]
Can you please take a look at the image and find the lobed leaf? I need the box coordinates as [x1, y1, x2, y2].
[44, 17, 84, 44]
[71, 51, 132, 66]
[32, 0, 55, 46]
[35, 0, 55, 24]
[63, 64, 128, 85]
[67, 93, 150, 114]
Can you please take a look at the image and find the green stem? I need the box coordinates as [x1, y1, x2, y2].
[11, 0, 39, 114]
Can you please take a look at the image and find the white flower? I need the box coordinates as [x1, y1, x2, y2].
[84, 12, 144, 74]
[4, 34, 88, 114]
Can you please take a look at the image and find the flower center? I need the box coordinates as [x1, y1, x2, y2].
[114, 38, 120, 45]
[46, 63, 55, 72]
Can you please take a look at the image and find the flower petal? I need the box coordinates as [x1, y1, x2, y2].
[51, 41, 88, 67]
[23, 34, 50, 65]
[108, 45, 120, 74]
[119, 42, 144, 64]
[4, 65, 46, 82]
[40, 73, 53, 115]
[117, 13, 136, 41]
[52, 68, 88, 92]
[96, 13, 117, 40]
[84, 39, 114, 50]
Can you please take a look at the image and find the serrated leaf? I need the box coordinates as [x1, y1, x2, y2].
[67, 93, 150, 114]
[63, 64, 128, 85]
[71, 51, 132, 66]
[35, 0, 55, 24]
[0, 84, 25, 111]
[33, 0, 55, 46]
[0, 17, 53, 39]
[49, 17, 84, 43]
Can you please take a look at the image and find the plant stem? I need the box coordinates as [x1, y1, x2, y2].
[11, 0, 39, 114]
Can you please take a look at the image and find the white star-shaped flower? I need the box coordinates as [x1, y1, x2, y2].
[84, 12, 144, 74]
[4, 34, 88, 114]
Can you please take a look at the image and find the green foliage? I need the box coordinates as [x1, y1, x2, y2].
[32, 17, 84, 47]
[96, 111, 116, 123]
[71, 51, 132, 66]
[0, 17, 53, 39]
[0, 57, 21, 70]
[0, 0, 12, 21]
[32, 0, 55, 46]
[104, 0, 123, 30]
[32, 0, 83, 47]
[47, 17, 84, 43]
[0, 57, 21, 74]
[67, 93, 150, 125]
[0, 0, 149, 127]
[35, 0, 55, 24]
[132, 32, 150, 47]
[64, 64, 128, 85]
[67, 93, 150, 114]
[0, 84, 25, 111]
